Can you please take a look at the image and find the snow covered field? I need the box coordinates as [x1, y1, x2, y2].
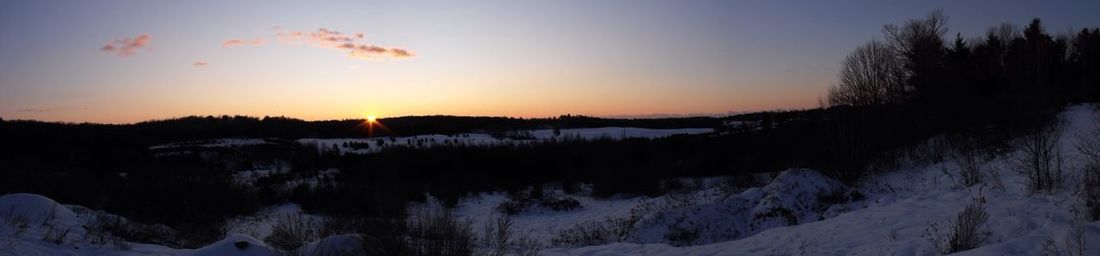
[299, 127, 714, 154]
[2, 105, 1099, 255]
[147, 127, 714, 155]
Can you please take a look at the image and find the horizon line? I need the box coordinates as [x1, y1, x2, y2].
[0, 109, 816, 125]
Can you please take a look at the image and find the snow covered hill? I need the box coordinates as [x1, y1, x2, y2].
[536, 104, 1100, 255]
[2, 105, 1098, 255]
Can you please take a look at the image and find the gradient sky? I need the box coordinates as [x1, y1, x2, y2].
[2, 1, 1098, 123]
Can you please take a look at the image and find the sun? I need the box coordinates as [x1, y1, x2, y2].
[366, 114, 377, 123]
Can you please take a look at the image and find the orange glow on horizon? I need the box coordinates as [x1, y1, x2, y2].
[362, 113, 391, 137]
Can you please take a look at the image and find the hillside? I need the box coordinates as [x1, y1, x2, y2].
[2, 104, 1097, 255]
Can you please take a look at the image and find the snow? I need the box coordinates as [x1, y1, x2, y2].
[187, 234, 275, 256]
[627, 169, 864, 246]
[0, 193, 82, 231]
[224, 203, 324, 241]
[299, 127, 714, 155]
[296, 234, 363, 255]
[448, 191, 643, 245]
[540, 104, 1100, 255]
[2, 106, 1098, 255]
[0, 193, 185, 256]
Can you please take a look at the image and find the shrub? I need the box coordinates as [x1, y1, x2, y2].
[495, 193, 533, 215]
[550, 209, 644, 247]
[480, 215, 512, 256]
[1084, 166, 1100, 221]
[84, 211, 171, 249]
[496, 189, 582, 215]
[550, 221, 612, 247]
[540, 197, 582, 212]
[477, 215, 544, 256]
[1075, 116, 1100, 220]
[956, 149, 985, 187]
[946, 194, 990, 253]
[264, 213, 318, 251]
[406, 206, 474, 256]
[1015, 122, 1065, 193]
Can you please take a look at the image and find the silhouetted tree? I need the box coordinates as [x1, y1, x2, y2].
[828, 40, 906, 106]
[883, 9, 949, 105]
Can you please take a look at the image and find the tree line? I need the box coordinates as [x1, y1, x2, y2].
[829, 10, 1099, 120]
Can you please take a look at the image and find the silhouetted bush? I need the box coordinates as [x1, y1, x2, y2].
[264, 213, 318, 251]
[946, 195, 990, 253]
[407, 206, 475, 256]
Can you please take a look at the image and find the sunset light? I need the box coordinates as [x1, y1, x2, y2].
[2, 1, 1099, 254]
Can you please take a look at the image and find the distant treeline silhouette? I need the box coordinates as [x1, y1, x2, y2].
[2, 114, 720, 143]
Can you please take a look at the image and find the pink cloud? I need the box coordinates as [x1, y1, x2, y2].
[222, 37, 265, 47]
[192, 61, 208, 67]
[100, 34, 151, 57]
[275, 28, 413, 59]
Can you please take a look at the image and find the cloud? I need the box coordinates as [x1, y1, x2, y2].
[222, 37, 265, 47]
[18, 107, 63, 113]
[193, 61, 208, 67]
[100, 34, 151, 57]
[275, 28, 413, 59]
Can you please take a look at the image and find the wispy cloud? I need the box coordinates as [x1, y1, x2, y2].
[18, 107, 64, 113]
[222, 37, 265, 47]
[275, 28, 413, 59]
[100, 34, 151, 57]
[193, 61, 208, 67]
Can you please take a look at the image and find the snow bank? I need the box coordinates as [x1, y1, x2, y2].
[188, 234, 276, 256]
[628, 169, 863, 245]
[0, 193, 187, 256]
[297, 234, 364, 255]
[0, 193, 82, 230]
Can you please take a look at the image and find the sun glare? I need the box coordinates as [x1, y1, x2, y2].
[366, 114, 377, 123]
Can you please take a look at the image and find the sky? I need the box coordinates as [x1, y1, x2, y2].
[1, 1, 1098, 123]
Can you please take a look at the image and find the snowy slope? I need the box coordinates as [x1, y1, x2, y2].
[2, 106, 1097, 255]
[540, 104, 1100, 255]
[0, 193, 187, 256]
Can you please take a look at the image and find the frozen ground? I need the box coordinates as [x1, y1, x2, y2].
[538, 104, 1100, 255]
[2, 106, 1098, 255]
[299, 127, 714, 154]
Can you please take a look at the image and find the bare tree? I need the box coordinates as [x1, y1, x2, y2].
[882, 9, 949, 102]
[828, 39, 906, 106]
[1016, 121, 1065, 194]
[988, 23, 1021, 49]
